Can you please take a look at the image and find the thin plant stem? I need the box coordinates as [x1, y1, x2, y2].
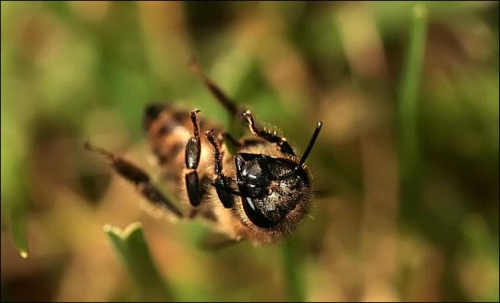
[399, 4, 428, 202]
[282, 237, 306, 302]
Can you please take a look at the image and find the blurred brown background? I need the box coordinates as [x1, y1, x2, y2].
[1, 1, 498, 302]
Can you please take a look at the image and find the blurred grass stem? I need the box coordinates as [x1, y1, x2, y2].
[399, 4, 428, 200]
[282, 237, 305, 302]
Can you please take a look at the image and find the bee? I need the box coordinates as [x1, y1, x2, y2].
[85, 59, 323, 247]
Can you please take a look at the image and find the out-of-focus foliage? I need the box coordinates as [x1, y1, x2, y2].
[104, 222, 173, 301]
[1, 1, 498, 302]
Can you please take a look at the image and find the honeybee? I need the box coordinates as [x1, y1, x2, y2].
[85, 59, 323, 247]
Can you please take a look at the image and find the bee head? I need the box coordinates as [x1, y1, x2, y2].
[235, 153, 311, 229]
[234, 121, 322, 230]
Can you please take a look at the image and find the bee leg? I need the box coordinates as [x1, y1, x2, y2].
[184, 109, 202, 207]
[242, 110, 296, 157]
[83, 142, 183, 219]
[189, 57, 242, 119]
[198, 231, 243, 251]
[205, 130, 237, 208]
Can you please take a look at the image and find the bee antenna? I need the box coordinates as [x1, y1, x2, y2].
[279, 121, 323, 180]
[298, 121, 323, 167]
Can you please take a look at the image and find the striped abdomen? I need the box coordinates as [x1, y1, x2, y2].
[143, 104, 218, 202]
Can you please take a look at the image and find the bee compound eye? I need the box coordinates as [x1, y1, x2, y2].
[242, 196, 279, 229]
[266, 188, 272, 196]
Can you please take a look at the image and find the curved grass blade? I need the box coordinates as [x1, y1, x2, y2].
[104, 222, 174, 301]
[10, 200, 29, 259]
[1, 128, 30, 259]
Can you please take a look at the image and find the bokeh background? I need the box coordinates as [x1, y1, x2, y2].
[1, 1, 498, 302]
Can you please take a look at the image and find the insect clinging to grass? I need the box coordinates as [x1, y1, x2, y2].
[85, 59, 323, 247]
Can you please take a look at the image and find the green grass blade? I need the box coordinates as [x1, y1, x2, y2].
[399, 4, 428, 192]
[282, 237, 305, 302]
[104, 222, 173, 301]
[10, 201, 29, 259]
[1, 125, 30, 259]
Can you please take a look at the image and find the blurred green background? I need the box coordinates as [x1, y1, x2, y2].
[1, 1, 498, 302]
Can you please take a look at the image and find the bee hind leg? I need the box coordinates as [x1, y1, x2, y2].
[189, 57, 243, 119]
[83, 142, 184, 219]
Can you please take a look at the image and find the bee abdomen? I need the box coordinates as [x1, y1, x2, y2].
[145, 104, 191, 167]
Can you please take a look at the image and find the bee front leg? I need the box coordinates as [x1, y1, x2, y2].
[84, 143, 183, 219]
[185, 109, 202, 207]
[205, 130, 237, 209]
[242, 110, 296, 157]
